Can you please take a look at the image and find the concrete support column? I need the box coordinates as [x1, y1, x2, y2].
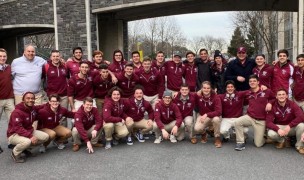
[97, 14, 127, 61]
[293, 12, 298, 62]
[298, 0, 304, 55]
[53, 0, 59, 49]
[85, 0, 92, 59]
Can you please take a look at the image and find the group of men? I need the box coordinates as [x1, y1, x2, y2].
[1, 44, 304, 164]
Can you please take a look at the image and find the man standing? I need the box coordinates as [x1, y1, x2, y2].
[89, 50, 107, 72]
[72, 97, 103, 153]
[93, 64, 115, 113]
[211, 50, 227, 94]
[124, 86, 154, 144]
[43, 50, 69, 126]
[11, 45, 46, 105]
[266, 89, 304, 154]
[0, 48, 14, 153]
[184, 51, 198, 92]
[225, 46, 256, 91]
[66, 47, 86, 77]
[131, 51, 143, 74]
[116, 63, 140, 98]
[153, 91, 185, 144]
[7, 92, 49, 163]
[0, 48, 14, 120]
[109, 49, 127, 73]
[173, 84, 197, 143]
[67, 62, 94, 112]
[234, 75, 274, 151]
[195, 49, 212, 89]
[272, 49, 294, 98]
[136, 56, 164, 109]
[151, 51, 166, 84]
[166, 54, 185, 93]
[292, 54, 304, 110]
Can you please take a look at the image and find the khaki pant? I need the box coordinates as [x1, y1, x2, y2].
[0, 98, 15, 121]
[58, 96, 69, 127]
[194, 115, 221, 137]
[40, 125, 72, 146]
[294, 99, 304, 111]
[220, 118, 249, 139]
[184, 116, 194, 138]
[235, 115, 265, 147]
[72, 125, 102, 145]
[152, 121, 185, 141]
[143, 94, 159, 109]
[14, 92, 43, 105]
[8, 130, 49, 156]
[126, 119, 153, 134]
[103, 122, 129, 141]
[268, 123, 304, 149]
[95, 98, 104, 114]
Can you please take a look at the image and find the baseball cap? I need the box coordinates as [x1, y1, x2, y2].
[174, 54, 182, 58]
[237, 47, 247, 53]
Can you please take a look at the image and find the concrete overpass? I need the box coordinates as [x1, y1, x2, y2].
[0, 0, 302, 61]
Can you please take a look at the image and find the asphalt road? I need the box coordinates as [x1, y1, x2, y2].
[1, 115, 304, 180]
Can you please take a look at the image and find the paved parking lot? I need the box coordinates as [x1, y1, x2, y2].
[1, 116, 304, 180]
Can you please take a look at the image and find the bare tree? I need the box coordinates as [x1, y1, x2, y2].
[213, 37, 226, 51]
[190, 36, 204, 55]
[143, 18, 160, 55]
[232, 11, 285, 61]
[201, 35, 215, 52]
[128, 20, 144, 53]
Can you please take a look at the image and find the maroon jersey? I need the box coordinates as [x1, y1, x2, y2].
[173, 92, 197, 118]
[219, 91, 247, 118]
[103, 98, 128, 123]
[0, 64, 13, 99]
[67, 74, 94, 101]
[136, 68, 164, 98]
[124, 97, 154, 121]
[116, 72, 140, 98]
[165, 61, 186, 91]
[197, 93, 222, 118]
[292, 66, 304, 101]
[93, 75, 115, 99]
[183, 63, 197, 92]
[252, 64, 273, 89]
[272, 61, 294, 96]
[154, 100, 183, 129]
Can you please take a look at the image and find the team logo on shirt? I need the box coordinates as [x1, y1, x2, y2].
[76, 118, 79, 121]
[282, 69, 286, 75]
[131, 107, 135, 110]
[260, 92, 265, 97]
[26, 117, 29, 121]
[170, 66, 174, 69]
[275, 111, 279, 115]
[187, 103, 192, 107]
[73, 65, 76, 67]
[51, 71, 55, 74]
[262, 71, 267, 76]
[177, 103, 181, 106]
[155, 108, 159, 111]
[48, 117, 52, 120]
[286, 107, 291, 114]
[141, 107, 145, 112]
[88, 77, 92, 81]
[104, 109, 107, 112]
[162, 112, 166, 115]
[122, 82, 126, 85]
[15, 118, 19, 122]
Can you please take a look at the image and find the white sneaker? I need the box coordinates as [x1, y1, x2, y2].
[170, 135, 177, 143]
[57, 143, 66, 150]
[105, 141, 112, 149]
[154, 136, 163, 144]
[39, 145, 46, 153]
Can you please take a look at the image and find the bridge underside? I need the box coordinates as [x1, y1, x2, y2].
[93, 0, 298, 21]
[0, 27, 53, 62]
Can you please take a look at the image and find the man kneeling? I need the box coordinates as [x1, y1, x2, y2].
[153, 91, 185, 143]
[266, 89, 304, 154]
[72, 97, 103, 153]
[7, 92, 49, 163]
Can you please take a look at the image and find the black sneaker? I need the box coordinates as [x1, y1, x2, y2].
[135, 132, 145, 143]
[11, 152, 25, 163]
[0, 146, 3, 154]
[126, 136, 133, 145]
[234, 143, 245, 151]
[22, 150, 36, 157]
[222, 137, 230, 143]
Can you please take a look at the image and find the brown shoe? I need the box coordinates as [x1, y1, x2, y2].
[92, 143, 103, 147]
[190, 137, 197, 144]
[276, 141, 285, 149]
[11, 152, 25, 163]
[284, 138, 291, 148]
[265, 137, 274, 144]
[214, 137, 222, 148]
[297, 147, 304, 154]
[201, 133, 207, 143]
[72, 144, 80, 152]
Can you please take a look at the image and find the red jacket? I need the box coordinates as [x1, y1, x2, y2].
[0, 64, 14, 99]
[292, 66, 304, 101]
[136, 68, 164, 98]
[67, 74, 94, 101]
[109, 61, 127, 73]
[165, 61, 186, 91]
[124, 97, 154, 121]
[43, 60, 68, 96]
[173, 92, 197, 118]
[65, 58, 83, 77]
[7, 103, 43, 138]
[103, 98, 128, 123]
[266, 99, 304, 131]
[116, 72, 140, 98]
[246, 89, 274, 120]
[74, 105, 103, 143]
[197, 93, 222, 118]
[154, 100, 183, 129]
[272, 61, 294, 96]
[183, 63, 197, 92]
[93, 74, 115, 99]
[219, 91, 247, 118]
[252, 64, 273, 89]
[37, 103, 74, 129]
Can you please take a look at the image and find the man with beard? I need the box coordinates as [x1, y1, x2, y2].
[116, 63, 140, 98]
[66, 47, 86, 77]
[7, 92, 49, 163]
[131, 51, 143, 74]
[109, 49, 127, 73]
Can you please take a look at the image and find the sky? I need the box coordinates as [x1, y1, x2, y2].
[173, 12, 235, 43]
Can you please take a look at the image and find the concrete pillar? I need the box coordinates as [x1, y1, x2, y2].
[298, 0, 304, 55]
[277, 12, 285, 51]
[0, 36, 18, 63]
[97, 14, 127, 61]
[293, 12, 298, 63]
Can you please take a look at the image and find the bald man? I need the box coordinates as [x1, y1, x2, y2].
[11, 45, 46, 105]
